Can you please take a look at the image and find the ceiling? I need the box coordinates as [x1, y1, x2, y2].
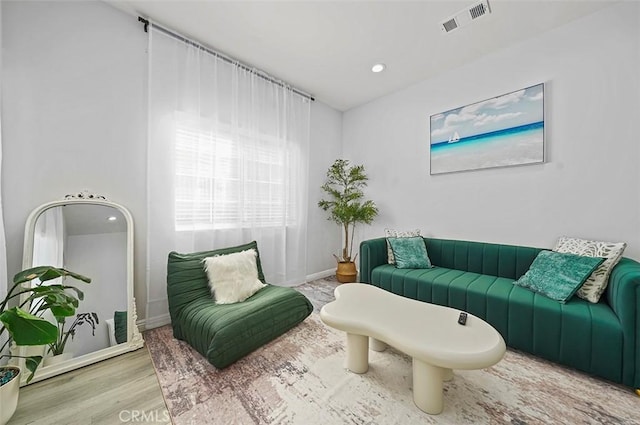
[61, 204, 127, 236]
[108, 0, 616, 111]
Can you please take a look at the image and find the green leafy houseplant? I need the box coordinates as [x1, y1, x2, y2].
[318, 159, 379, 264]
[0, 266, 91, 383]
[48, 312, 99, 357]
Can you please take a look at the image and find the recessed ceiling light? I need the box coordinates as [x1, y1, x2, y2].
[371, 63, 386, 73]
[107, 216, 117, 221]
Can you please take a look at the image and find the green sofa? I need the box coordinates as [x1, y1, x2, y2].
[360, 237, 640, 391]
[166, 241, 313, 368]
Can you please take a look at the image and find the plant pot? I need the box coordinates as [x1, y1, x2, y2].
[22, 344, 45, 357]
[336, 261, 357, 283]
[43, 352, 73, 367]
[0, 366, 20, 425]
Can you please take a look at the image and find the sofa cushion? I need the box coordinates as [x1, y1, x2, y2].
[369, 264, 624, 384]
[513, 251, 604, 303]
[114, 311, 127, 344]
[424, 238, 542, 280]
[203, 249, 266, 304]
[385, 228, 421, 264]
[167, 240, 266, 324]
[388, 236, 432, 269]
[178, 285, 313, 368]
[167, 241, 313, 369]
[554, 236, 626, 303]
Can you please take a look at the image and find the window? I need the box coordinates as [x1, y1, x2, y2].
[174, 116, 296, 231]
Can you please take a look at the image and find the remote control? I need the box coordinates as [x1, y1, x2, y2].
[458, 312, 468, 325]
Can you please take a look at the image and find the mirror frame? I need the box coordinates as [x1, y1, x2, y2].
[15, 194, 144, 385]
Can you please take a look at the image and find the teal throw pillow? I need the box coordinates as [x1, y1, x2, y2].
[514, 250, 604, 303]
[114, 311, 128, 344]
[388, 237, 432, 269]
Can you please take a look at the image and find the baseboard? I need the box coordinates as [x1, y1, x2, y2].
[306, 269, 335, 282]
[275, 269, 336, 287]
[137, 313, 171, 331]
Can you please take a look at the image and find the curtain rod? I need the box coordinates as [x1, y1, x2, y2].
[138, 17, 315, 102]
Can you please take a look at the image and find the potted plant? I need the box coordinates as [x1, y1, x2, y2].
[318, 159, 378, 283]
[0, 266, 91, 425]
[0, 366, 20, 425]
[44, 312, 99, 366]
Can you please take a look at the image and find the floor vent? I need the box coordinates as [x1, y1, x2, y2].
[441, 0, 491, 33]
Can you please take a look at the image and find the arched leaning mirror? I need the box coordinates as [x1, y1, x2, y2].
[14, 192, 144, 385]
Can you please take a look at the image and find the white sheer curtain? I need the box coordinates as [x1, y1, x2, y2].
[146, 25, 310, 319]
[32, 207, 65, 269]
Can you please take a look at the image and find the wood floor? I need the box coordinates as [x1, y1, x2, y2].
[7, 279, 337, 425]
[8, 347, 168, 425]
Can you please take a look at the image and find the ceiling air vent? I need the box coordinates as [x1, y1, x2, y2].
[442, 19, 458, 33]
[440, 0, 491, 33]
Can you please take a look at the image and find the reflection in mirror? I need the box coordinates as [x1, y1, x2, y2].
[34, 205, 127, 357]
[16, 196, 143, 385]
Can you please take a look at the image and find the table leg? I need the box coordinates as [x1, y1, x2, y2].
[412, 358, 445, 414]
[369, 337, 387, 352]
[442, 368, 453, 382]
[346, 333, 369, 373]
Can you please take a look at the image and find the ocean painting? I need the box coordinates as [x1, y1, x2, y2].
[430, 83, 544, 175]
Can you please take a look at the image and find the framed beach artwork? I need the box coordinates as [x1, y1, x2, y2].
[430, 83, 544, 175]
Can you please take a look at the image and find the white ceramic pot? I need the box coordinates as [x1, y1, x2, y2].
[9, 343, 45, 358]
[0, 366, 21, 425]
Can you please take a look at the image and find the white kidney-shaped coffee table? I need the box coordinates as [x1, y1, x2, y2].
[320, 283, 506, 415]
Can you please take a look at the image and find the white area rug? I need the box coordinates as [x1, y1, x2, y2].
[146, 310, 639, 424]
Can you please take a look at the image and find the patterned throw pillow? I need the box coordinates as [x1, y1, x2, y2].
[553, 236, 626, 303]
[385, 229, 421, 264]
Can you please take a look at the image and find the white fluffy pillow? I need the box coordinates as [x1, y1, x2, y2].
[202, 249, 266, 304]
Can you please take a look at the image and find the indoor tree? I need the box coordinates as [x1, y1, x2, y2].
[318, 159, 378, 270]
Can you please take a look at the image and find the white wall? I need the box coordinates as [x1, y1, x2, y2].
[3, 1, 638, 329]
[0, 0, 6, 304]
[307, 101, 343, 278]
[1, 1, 148, 314]
[1, 1, 344, 326]
[343, 2, 640, 260]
